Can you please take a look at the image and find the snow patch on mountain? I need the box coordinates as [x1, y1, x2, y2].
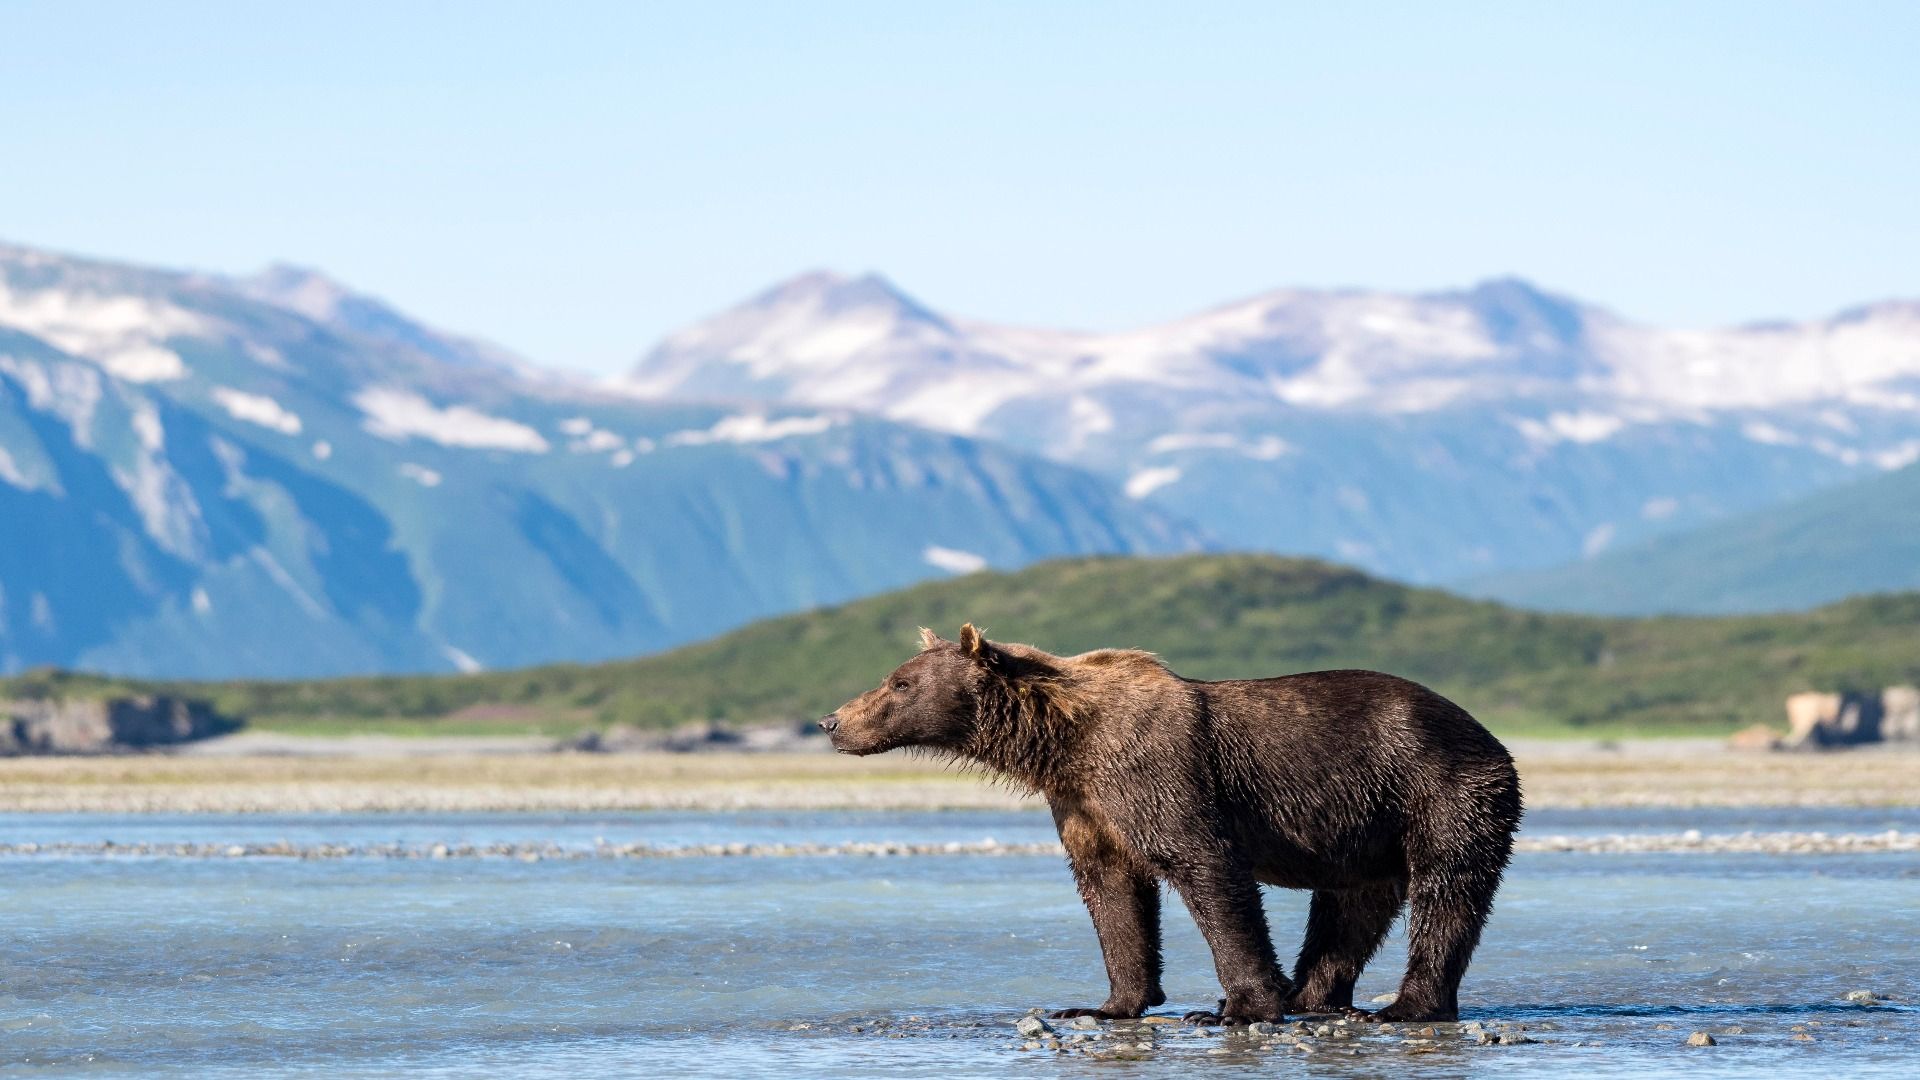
[922, 545, 987, 574]
[0, 355, 104, 446]
[0, 282, 200, 382]
[355, 386, 550, 452]
[212, 387, 303, 435]
[116, 447, 205, 560]
[665, 413, 837, 446]
[1125, 466, 1182, 499]
[441, 645, 483, 673]
[1514, 410, 1628, 446]
[1147, 432, 1293, 460]
[0, 446, 26, 488]
[398, 462, 443, 487]
[129, 401, 165, 452]
[558, 416, 626, 453]
[233, 264, 355, 323]
[1873, 441, 1920, 470]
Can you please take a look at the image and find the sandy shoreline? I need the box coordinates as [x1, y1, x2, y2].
[0, 738, 1914, 813]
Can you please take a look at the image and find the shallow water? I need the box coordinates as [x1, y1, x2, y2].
[1, 809, 1915, 1077]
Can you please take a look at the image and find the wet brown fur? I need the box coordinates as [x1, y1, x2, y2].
[824, 624, 1522, 1024]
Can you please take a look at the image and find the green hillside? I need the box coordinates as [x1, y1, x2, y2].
[8, 554, 1920, 739]
[1473, 460, 1920, 615]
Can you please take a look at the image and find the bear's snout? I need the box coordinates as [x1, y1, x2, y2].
[818, 713, 839, 734]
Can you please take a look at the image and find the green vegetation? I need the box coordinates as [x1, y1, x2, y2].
[7, 554, 1919, 737]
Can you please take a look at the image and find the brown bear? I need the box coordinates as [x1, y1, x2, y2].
[821, 624, 1522, 1025]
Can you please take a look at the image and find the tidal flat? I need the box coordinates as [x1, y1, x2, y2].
[0, 740, 1915, 813]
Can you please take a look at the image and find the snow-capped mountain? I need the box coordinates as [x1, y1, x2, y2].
[626, 272, 1920, 584]
[0, 243, 1197, 678]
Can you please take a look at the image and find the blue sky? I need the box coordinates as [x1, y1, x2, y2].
[4, 1, 1916, 373]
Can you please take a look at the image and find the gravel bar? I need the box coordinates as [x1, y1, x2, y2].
[1, 831, 1916, 860]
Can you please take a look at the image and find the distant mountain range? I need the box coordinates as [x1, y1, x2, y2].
[0, 244, 1194, 677]
[1471, 457, 1920, 614]
[627, 271, 1920, 585]
[7, 240, 1920, 678]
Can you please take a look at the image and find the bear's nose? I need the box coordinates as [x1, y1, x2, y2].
[818, 713, 839, 733]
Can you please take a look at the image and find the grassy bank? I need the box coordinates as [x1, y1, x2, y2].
[7, 554, 1920, 737]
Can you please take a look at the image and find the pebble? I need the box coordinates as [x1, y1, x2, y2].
[1686, 1032, 1716, 1047]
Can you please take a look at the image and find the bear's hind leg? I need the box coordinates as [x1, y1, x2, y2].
[1372, 862, 1503, 1023]
[1287, 880, 1406, 1015]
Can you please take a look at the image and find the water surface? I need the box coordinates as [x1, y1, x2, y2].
[1, 809, 1914, 1076]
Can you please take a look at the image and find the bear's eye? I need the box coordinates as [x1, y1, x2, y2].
[893, 679, 911, 692]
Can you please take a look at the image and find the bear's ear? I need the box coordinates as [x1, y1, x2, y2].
[917, 626, 944, 651]
[958, 623, 1011, 674]
[959, 622, 986, 658]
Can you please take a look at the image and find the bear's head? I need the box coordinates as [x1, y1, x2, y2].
[821, 623, 1023, 755]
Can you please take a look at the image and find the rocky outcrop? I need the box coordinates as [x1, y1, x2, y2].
[1782, 687, 1920, 749]
[1883, 686, 1920, 742]
[0, 696, 232, 755]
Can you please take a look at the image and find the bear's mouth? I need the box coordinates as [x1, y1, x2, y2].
[829, 732, 885, 756]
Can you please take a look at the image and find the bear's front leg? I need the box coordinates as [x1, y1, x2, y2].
[1167, 855, 1290, 1025]
[1048, 804, 1166, 1019]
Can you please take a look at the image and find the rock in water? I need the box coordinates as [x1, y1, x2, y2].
[1687, 1031, 1717, 1047]
[1498, 1032, 1534, 1045]
[1369, 992, 1399, 1005]
[1845, 989, 1885, 1004]
[1015, 1016, 1050, 1037]
[1068, 1015, 1100, 1030]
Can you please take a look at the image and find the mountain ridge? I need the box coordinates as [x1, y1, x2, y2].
[0, 241, 1198, 678]
[623, 267, 1920, 586]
